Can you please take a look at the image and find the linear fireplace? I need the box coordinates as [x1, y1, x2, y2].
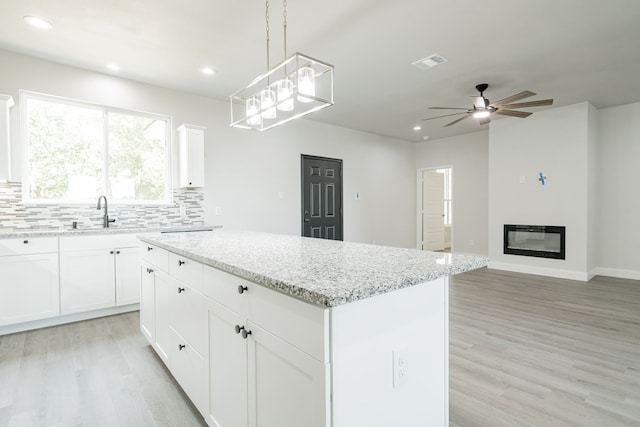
[504, 225, 566, 260]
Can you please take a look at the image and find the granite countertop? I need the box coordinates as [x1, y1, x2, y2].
[139, 229, 488, 307]
[0, 225, 220, 239]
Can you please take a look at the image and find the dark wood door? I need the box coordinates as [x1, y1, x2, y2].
[301, 155, 343, 240]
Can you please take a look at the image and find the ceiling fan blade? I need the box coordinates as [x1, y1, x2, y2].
[427, 107, 469, 110]
[493, 109, 532, 118]
[479, 117, 491, 125]
[444, 114, 471, 127]
[500, 99, 554, 109]
[491, 91, 536, 107]
[422, 112, 468, 121]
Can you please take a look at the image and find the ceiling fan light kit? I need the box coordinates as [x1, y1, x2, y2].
[423, 83, 554, 127]
[230, 0, 334, 131]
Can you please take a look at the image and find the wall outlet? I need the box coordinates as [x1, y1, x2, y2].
[393, 345, 409, 388]
[215, 207, 221, 216]
[278, 191, 285, 200]
[179, 205, 187, 218]
[519, 175, 525, 184]
[469, 239, 475, 246]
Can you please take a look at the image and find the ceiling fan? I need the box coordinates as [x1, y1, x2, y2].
[423, 83, 554, 127]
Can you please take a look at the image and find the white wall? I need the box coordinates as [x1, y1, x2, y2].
[0, 49, 416, 248]
[415, 131, 489, 255]
[597, 102, 640, 279]
[488, 103, 595, 280]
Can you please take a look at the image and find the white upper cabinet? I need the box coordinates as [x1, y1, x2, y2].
[177, 124, 205, 188]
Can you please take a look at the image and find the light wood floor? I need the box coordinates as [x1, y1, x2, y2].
[1, 268, 639, 426]
[449, 268, 640, 426]
[0, 312, 207, 427]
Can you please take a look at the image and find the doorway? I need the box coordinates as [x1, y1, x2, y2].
[417, 167, 452, 251]
[301, 155, 343, 240]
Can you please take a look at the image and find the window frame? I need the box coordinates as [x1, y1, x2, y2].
[20, 90, 172, 205]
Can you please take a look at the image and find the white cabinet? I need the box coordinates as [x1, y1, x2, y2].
[0, 237, 59, 327]
[168, 252, 206, 412]
[177, 124, 205, 188]
[140, 243, 170, 363]
[204, 265, 329, 427]
[60, 234, 139, 314]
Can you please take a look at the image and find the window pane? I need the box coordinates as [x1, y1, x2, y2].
[27, 98, 104, 200]
[108, 113, 167, 201]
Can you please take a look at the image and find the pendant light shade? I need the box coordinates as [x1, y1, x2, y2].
[229, 0, 334, 131]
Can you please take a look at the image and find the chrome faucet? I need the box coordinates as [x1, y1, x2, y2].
[96, 195, 116, 228]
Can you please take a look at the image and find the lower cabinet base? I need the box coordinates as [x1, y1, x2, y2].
[0, 303, 139, 336]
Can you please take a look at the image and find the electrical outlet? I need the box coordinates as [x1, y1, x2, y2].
[393, 345, 408, 388]
[179, 205, 187, 218]
[215, 207, 222, 216]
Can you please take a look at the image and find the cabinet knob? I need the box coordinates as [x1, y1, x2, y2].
[147, 268, 154, 274]
[110, 250, 114, 254]
[23, 240, 29, 244]
[116, 250, 120, 254]
[147, 246, 153, 251]
[235, 325, 245, 334]
[238, 285, 248, 294]
[178, 344, 186, 351]
[241, 329, 252, 339]
[178, 260, 185, 266]
[178, 287, 185, 293]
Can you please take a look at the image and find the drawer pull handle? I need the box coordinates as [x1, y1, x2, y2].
[241, 329, 252, 339]
[23, 240, 29, 244]
[178, 287, 185, 293]
[147, 246, 153, 251]
[178, 260, 185, 266]
[235, 325, 245, 334]
[178, 344, 186, 351]
[238, 285, 248, 294]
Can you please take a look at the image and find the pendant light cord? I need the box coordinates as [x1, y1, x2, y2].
[283, 0, 288, 59]
[265, 0, 270, 71]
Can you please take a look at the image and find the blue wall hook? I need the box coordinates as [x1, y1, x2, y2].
[538, 172, 547, 185]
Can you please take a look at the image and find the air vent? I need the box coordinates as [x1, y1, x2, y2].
[411, 54, 448, 70]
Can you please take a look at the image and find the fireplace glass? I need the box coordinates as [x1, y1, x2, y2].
[503, 225, 565, 259]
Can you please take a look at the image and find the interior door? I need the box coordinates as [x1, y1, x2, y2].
[301, 155, 343, 240]
[422, 170, 445, 251]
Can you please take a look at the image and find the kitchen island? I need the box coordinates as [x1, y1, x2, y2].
[138, 229, 488, 427]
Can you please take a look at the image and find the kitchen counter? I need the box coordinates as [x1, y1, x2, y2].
[0, 224, 219, 239]
[138, 229, 488, 307]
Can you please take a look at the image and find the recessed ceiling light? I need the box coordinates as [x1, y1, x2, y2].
[24, 16, 53, 30]
[201, 67, 216, 76]
[423, 136, 430, 141]
[413, 125, 422, 131]
[107, 63, 120, 71]
[411, 54, 448, 70]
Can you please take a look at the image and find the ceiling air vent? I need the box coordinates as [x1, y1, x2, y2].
[412, 54, 448, 70]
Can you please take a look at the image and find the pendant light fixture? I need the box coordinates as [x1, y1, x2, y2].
[230, 0, 334, 131]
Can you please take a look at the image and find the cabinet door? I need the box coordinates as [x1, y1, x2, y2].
[0, 253, 59, 327]
[247, 322, 329, 427]
[206, 298, 248, 427]
[115, 247, 139, 306]
[178, 125, 205, 188]
[169, 328, 206, 414]
[140, 261, 156, 343]
[154, 268, 170, 363]
[60, 249, 115, 314]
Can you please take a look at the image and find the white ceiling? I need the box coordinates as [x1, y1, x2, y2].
[1, 0, 640, 142]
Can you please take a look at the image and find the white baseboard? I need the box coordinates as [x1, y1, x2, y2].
[595, 267, 640, 281]
[488, 262, 590, 281]
[0, 304, 139, 336]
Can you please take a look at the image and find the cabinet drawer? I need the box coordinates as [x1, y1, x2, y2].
[169, 327, 206, 413]
[169, 277, 205, 354]
[248, 284, 329, 362]
[0, 237, 58, 256]
[204, 266, 250, 317]
[139, 243, 168, 271]
[60, 234, 138, 251]
[169, 252, 203, 292]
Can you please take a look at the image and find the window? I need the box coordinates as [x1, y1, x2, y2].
[22, 92, 170, 203]
[436, 168, 452, 226]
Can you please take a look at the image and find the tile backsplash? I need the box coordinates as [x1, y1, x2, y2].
[0, 182, 204, 230]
